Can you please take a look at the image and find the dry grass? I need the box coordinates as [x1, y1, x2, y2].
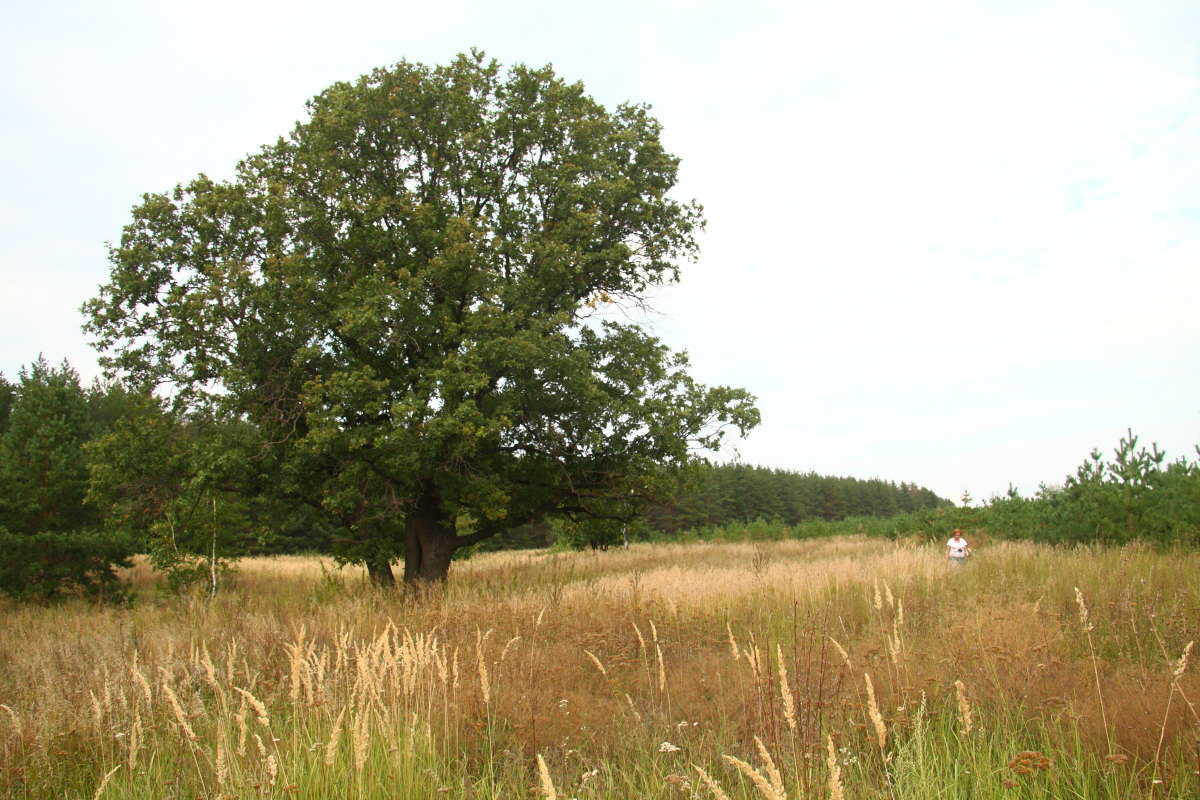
[0, 537, 1197, 798]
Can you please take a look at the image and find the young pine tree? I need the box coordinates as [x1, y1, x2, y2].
[0, 357, 134, 599]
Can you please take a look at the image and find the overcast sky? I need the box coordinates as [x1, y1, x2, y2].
[2, 0, 1197, 503]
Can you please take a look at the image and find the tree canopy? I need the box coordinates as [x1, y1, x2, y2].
[85, 52, 759, 585]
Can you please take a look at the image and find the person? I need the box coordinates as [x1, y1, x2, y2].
[946, 529, 969, 566]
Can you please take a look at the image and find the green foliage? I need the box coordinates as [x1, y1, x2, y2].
[654, 434, 1200, 550]
[0, 527, 135, 600]
[660, 509, 951, 544]
[472, 519, 553, 551]
[86, 400, 319, 593]
[85, 51, 758, 583]
[984, 430, 1200, 545]
[647, 463, 949, 534]
[549, 514, 645, 550]
[0, 357, 94, 535]
[0, 357, 134, 599]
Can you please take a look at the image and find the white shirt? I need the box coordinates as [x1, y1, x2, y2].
[947, 537, 968, 557]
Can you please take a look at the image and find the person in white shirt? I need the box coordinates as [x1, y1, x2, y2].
[946, 529, 969, 565]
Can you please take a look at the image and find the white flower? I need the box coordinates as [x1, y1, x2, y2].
[659, 741, 681, 753]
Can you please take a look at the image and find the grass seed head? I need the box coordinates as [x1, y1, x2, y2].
[722, 753, 784, 800]
[1074, 587, 1094, 632]
[955, 679, 974, 735]
[0, 704, 20, 733]
[584, 649, 608, 679]
[128, 705, 141, 769]
[236, 702, 250, 757]
[476, 630, 491, 705]
[131, 662, 153, 707]
[233, 686, 271, 728]
[353, 711, 369, 772]
[91, 764, 121, 800]
[325, 706, 346, 766]
[215, 730, 229, 787]
[826, 735, 844, 800]
[864, 673, 887, 749]
[776, 645, 796, 731]
[693, 765, 732, 800]
[656, 643, 667, 692]
[753, 736, 785, 799]
[829, 637, 852, 670]
[1172, 641, 1193, 681]
[162, 682, 196, 742]
[499, 635, 522, 665]
[89, 691, 103, 730]
[536, 753, 557, 800]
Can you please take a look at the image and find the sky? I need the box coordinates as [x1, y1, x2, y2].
[1, 0, 1197, 503]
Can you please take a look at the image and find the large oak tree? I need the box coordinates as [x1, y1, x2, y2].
[86, 52, 758, 585]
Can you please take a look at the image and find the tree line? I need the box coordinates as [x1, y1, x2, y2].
[640, 433, 1200, 550]
[2, 357, 1196, 600]
[647, 464, 948, 533]
[0, 358, 949, 596]
[465, 465, 950, 551]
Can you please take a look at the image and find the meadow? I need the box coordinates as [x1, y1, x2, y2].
[1, 535, 1197, 799]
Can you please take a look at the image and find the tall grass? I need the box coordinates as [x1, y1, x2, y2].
[0, 539, 1196, 798]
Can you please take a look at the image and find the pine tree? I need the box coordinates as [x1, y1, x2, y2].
[0, 357, 134, 599]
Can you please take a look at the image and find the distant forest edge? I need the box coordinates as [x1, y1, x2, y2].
[1, 359, 1198, 599]
[628, 429, 1200, 553]
[649, 464, 949, 531]
[479, 464, 950, 551]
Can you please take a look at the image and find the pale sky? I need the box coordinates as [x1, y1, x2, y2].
[2, 0, 1197, 503]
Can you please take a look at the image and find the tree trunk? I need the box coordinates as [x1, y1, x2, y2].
[402, 487, 507, 585]
[366, 557, 396, 587]
[404, 491, 458, 585]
